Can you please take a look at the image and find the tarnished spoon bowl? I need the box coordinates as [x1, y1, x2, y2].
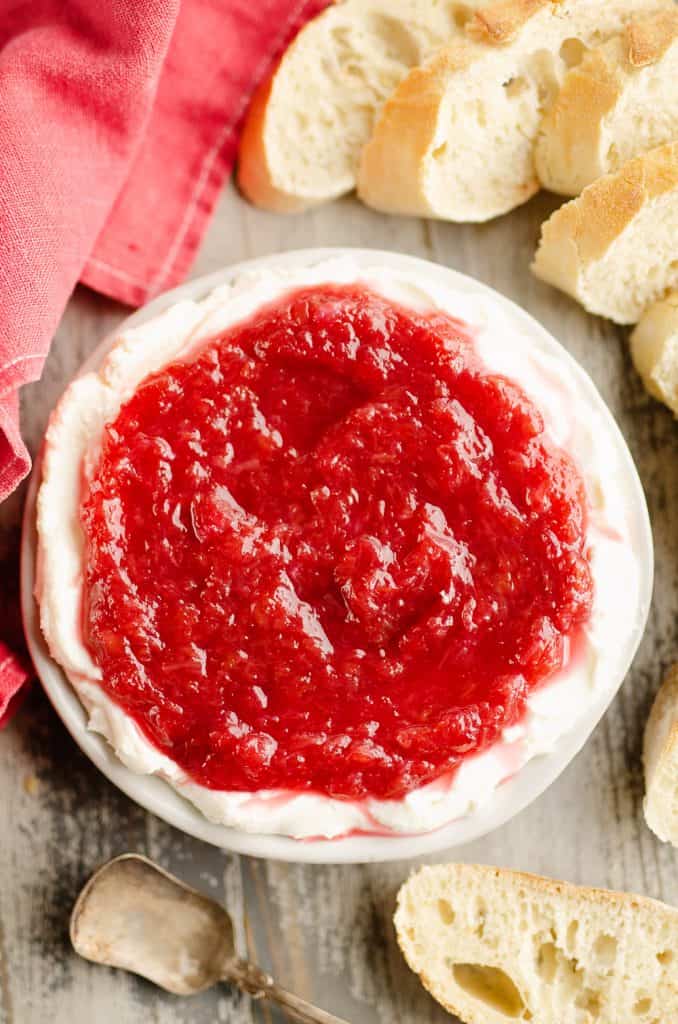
[71, 854, 348, 1023]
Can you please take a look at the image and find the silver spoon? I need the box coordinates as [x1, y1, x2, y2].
[71, 853, 349, 1024]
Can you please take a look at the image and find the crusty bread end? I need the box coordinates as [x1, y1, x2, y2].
[631, 292, 678, 416]
[644, 664, 678, 845]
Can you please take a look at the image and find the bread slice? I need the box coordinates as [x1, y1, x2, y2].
[631, 292, 678, 415]
[644, 664, 678, 844]
[536, 10, 678, 197]
[395, 863, 678, 1024]
[532, 142, 678, 324]
[357, 0, 674, 222]
[236, 0, 480, 213]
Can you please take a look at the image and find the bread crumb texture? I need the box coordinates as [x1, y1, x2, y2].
[395, 863, 678, 1024]
[237, 0, 482, 211]
[536, 9, 678, 195]
[359, 0, 676, 222]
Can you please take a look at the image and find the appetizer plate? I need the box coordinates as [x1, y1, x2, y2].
[21, 249, 654, 863]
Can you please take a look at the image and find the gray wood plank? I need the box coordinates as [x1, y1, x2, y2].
[0, 180, 675, 1024]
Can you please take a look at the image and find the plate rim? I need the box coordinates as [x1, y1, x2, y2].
[20, 246, 655, 864]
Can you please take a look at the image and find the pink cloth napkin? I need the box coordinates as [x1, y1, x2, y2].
[0, 0, 329, 724]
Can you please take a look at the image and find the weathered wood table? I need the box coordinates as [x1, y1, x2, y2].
[1, 182, 676, 1024]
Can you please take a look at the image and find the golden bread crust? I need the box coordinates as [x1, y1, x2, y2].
[536, 141, 678, 266]
[466, 0, 554, 45]
[626, 8, 678, 67]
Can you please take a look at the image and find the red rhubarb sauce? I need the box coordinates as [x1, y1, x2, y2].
[81, 285, 593, 801]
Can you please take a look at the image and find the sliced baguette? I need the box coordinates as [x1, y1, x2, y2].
[237, 0, 480, 213]
[644, 664, 678, 844]
[396, 863, 678, 1024]
[536, 10, 678, 196]
[631, 292, 678, 415]
[532, 141, 678, 324]
[357, 0, 674, 222]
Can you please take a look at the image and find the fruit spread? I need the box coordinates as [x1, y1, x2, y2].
[80, 283, 594, 802]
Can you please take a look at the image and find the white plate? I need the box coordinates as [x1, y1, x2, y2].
[21, 248, 654, 863]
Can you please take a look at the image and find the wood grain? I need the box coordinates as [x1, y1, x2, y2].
[0, 181, 675, 1024]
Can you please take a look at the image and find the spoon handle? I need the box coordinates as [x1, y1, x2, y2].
[225, 958, 350, 1024]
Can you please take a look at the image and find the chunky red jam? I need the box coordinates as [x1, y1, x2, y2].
[81, 285, 593, 801]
